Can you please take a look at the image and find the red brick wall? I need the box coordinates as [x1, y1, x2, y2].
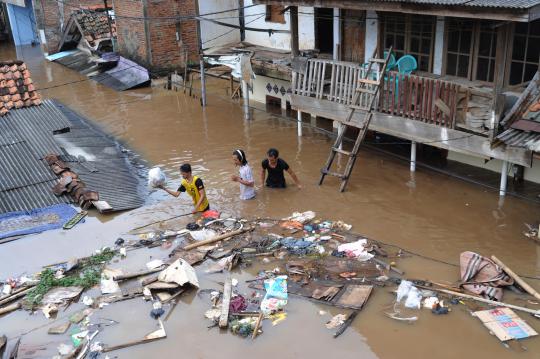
[114, 0, 149, 65]
[146, 0, 199, 71]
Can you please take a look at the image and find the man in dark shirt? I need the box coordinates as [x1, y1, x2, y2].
[261, 148, 301, 189]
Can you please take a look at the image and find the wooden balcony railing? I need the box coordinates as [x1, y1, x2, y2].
[292, 59, 462, 129]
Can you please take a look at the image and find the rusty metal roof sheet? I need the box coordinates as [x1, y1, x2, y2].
[496, 128, 540, 152]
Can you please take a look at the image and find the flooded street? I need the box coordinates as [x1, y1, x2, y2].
[1, 44, 540, 358]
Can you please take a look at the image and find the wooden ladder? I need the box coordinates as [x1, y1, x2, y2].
[319, 48, 393, 192]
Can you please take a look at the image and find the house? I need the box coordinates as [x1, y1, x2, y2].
[225, 0, 540, 192]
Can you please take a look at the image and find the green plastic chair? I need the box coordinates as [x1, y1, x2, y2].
[392, 55, 418, 100]
[396, 55, 417, 76]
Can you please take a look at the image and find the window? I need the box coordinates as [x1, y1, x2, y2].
[508, 20, 540, 86]
[381, 15, 435, 72]
[446, 20, 473, 78]
[475, 23, 497, 82]
[444, 20, 498, 83]
[265, 5, 285, 24]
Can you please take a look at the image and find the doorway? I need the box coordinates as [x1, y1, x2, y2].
[315, 8, 334, 55]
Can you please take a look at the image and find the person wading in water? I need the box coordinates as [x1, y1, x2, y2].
[159, 163, 210, 213]
[231, 149, 256, 200]
[261, 148, 301, 189]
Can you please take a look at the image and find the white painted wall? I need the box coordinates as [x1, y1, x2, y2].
[364, 10, 378, 63]
[243, 1, 314, 50]
[251, 74, 291, 106]
[198, 0, 240, 49]
[447, 152, 540, 184]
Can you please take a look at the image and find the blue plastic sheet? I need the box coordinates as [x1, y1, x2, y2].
[0, 204, 77, 239]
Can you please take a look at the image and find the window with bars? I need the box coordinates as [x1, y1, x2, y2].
[508, 20, 540, 86]
[381, 15, 435, 72]
[475, 23, 497, 82]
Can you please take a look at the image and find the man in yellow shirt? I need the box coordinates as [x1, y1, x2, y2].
[160, 163, 210, 213]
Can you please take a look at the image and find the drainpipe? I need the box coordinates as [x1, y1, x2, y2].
[242, 78, 249, 120]
[297, 111, 302, 136]
[410, 141, 416, 172]
[499, 160, 509, 196]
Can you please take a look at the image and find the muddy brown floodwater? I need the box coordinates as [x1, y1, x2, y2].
[1, 44, 540, 358]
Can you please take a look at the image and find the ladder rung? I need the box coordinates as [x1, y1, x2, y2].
[369, 58, 386, 63]
[321, 169, 346, 179]
[356, 87, 377, 94]
[358, 78, 380, 85]
[332, 147, 355, 157]
[349, 104, 369, 111]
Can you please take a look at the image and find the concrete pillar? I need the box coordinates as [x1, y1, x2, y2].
[199, 57, 207, 107]
[333, 8, 340, 61]
[500, 161, 509, 196]
[410, 141, 417, 172]
[242, 79, 249, 120]
[365, 11, 378, 63]
[433, 16, 445, 75]
[297, 111, 303, 136]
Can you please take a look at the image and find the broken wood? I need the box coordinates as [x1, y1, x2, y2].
[491, 255, 540, 301]
[113, 266, 165, 281]
[219, 277, 232, 329]
[334, 310, 358, 338]
[372, 257, 404, 275]
[424, 287, 540, 317]
[0, 302, 21, 316]
[251, 311, 264, 339]
[184, 227, 253, 251]
[0, 286, 33, 307]
[102, 320, 166, 353]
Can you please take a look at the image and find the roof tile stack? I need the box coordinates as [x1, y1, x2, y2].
[75, 11, 117, 47]
[0, 60, 41, 116]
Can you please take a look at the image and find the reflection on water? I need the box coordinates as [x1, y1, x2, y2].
[1, 44, 540, 359]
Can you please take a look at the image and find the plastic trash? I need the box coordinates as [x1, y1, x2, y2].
[396, 280, 413, 302]
[148, 167, 166, 188]
[404, 287, 422, 309]
[261, 275, 288, 315]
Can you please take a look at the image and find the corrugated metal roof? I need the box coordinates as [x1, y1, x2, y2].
[363, 0, 540, 9]
[0, 142, 56, 191]
[54, 101, 146, 212]
[496, 128, 540, 151]
[0, 99, 145, 214]
[2, 100, 71, 159]
[0, 181, 70, 213]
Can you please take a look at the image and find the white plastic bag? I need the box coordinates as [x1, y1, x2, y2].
[148, 167, 166, 188]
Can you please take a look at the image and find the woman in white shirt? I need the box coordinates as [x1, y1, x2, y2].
[231, 149, 256, 200]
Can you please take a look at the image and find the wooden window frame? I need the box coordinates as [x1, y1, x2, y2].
[505, 22, 540, 87]
[380, 14, 436, 73]
[442, 20, 498, 85]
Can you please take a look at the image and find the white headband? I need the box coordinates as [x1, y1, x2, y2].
[235, 149, 244, 162]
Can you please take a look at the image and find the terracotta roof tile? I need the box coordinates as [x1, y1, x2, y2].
[0, 60, 41, 116]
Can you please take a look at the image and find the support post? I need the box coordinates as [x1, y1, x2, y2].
[500, 160, 509, 196]
[410, 141, 416, 172]
[490, 24, 511, 141]
[290, 6, 299, 57]
[199, 56, 207, 107]
[297, 110, 302, 136]
[333, 8, 340, 61]
[103, 0, 115, 51]
[242, 79, 249, 119]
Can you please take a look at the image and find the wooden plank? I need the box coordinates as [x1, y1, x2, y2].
[320, 62, 327, 98]
[329, 62, 336, 100]
[251, 311, 264, 339]
[183, 227, 252, 250]
[301, 62, 308, 96]
[491, 256, 540, 300]
[219, 277, 232, 328]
